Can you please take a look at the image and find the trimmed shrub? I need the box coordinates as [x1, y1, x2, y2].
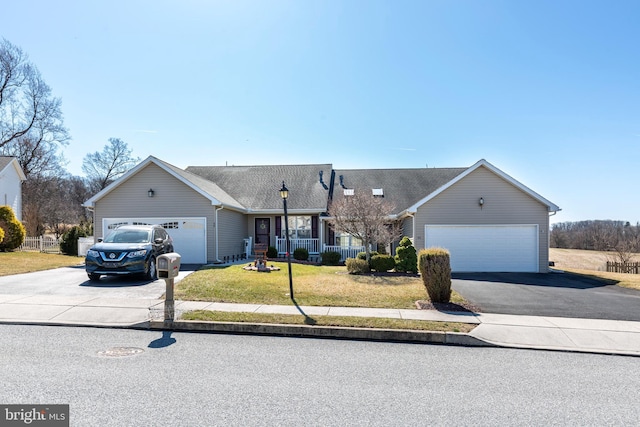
[293, 247, 309, 261]
[267, 246, 278, 258]
[0, 206, 26, 251]
[0, 226, 4, 244]
[321, 251, 342, 266]
[370, 254, 396, 272]
[395, 236, 417, 273]
[346, 257, 370, 274]
[60, 225, 90, 256]
[418, 247, 452, 303]
[356, 251, 379, 261]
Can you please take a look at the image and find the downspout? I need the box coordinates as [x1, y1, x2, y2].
[215, 206, 224, 263]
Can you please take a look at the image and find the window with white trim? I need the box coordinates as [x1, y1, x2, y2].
[280, 216, 312, 239]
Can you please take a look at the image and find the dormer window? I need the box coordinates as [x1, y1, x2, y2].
[372, 188, 384, 197]
[344, 189, 354, 196]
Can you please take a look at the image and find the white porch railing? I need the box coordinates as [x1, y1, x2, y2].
[322, 245, 366, 261]
[276, 238, 320, 255]
[18, 236, 61, 253]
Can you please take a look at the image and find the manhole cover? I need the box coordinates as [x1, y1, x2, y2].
[97, 347, 144, 357]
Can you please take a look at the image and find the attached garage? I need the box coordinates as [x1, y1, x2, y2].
[425, 224, 539, 272]
[103, 217, 207, 264]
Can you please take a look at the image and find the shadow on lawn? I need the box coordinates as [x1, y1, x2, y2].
[292, 298, 317, 325]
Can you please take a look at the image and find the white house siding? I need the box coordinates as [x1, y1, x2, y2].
[217, 208, 247, 259]
[93, 163, 219, 262]
[414, 166, 550, 272]
[0, 165, 23, 220]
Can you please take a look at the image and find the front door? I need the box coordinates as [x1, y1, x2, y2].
[255, 218, 270, 246]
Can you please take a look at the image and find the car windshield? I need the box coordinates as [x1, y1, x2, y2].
[103, 229, 151, 244]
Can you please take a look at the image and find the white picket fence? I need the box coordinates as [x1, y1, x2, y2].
[18, 236, 61, 253]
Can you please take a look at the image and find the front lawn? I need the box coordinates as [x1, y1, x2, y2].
[175, 262, 468, 309]
[0, 252, 83, 276]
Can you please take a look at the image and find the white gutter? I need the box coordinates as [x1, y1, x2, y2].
[215, 206, 224, 263]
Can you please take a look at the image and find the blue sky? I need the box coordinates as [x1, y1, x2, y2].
[3, 0, 638, 224]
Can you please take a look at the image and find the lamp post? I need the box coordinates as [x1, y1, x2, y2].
[280, 181, 294, 300]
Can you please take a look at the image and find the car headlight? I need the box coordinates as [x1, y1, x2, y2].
[87, 250, 100, 257]
[127, 249, 148, 258]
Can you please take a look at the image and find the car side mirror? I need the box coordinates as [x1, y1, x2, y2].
[154, 238, 164, 244]
[98, 238, 103, 243]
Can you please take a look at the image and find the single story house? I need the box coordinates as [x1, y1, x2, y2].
[83, 156, 560, 272]
[0, 156, 27, 220]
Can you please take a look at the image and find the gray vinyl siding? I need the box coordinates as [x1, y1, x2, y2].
[401, 216, 414, 242]
[217, 208, 247, 259]
[93, 163, 219, 261]
[413, 166, 550, 272]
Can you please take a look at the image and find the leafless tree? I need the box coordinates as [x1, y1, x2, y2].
[82, 138, 140, 194]
[0, 38, 69, 150]
[327, 191, 402, 261]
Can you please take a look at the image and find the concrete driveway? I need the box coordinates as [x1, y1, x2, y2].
[0, 265, 201, 299]
[452, 271, 640, 321]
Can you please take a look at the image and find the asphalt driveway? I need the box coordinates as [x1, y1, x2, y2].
[452, 271, 640, 321]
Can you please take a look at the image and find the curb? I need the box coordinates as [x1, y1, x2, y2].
[149, 320, 496, 347]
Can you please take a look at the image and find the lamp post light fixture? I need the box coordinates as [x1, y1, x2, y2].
[280, 181, 294, 300]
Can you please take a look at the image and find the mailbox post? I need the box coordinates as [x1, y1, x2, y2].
[157, 252, 181, 323]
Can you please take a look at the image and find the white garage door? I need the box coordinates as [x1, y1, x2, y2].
[103, 217, 207, 264]
[424, 225, 538, 272]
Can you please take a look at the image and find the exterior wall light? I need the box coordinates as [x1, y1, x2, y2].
[479, 197, 484, 209]
[148, 189, 155, 197]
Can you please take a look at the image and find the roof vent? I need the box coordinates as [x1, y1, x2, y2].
[344, 189, 354, 196]
[372, 188, 384, 197]
[319, 170, 328, 190]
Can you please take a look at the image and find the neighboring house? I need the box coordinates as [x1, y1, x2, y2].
[83, 156, 560, 272]
[0, 156, 27, 221]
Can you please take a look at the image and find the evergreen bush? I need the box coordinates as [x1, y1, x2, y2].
[346, 257, 370, 274]
[293, 247, 309, 261]
[320, 251, 342, 265]
[418, 247, 452, 303]
[0, 206, 26, 251]
[267, 246, 278, 258]
[60, 225, 89, 256]
[370, 254, 396, 272]
[395, 236, 417, 273]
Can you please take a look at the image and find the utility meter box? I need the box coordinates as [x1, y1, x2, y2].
[157, 253, 181, 279]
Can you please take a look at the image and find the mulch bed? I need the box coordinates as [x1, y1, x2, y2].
[415, 300, 482, 313]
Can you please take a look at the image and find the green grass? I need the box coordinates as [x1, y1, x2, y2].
[175, 262, 468, 309]
[181, 310, 476, 333]
[0, 252, 83, 276]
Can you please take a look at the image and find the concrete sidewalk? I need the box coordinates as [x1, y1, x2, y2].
[1, 293, 639, 356]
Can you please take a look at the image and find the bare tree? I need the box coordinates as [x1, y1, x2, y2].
[0, 38, 69, 150]
[327, 191, 402, 261]
[82, 138, 140, 193]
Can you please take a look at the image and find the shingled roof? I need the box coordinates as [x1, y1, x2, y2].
[331, 167, 467, 214]
[186, 164, 332, 212]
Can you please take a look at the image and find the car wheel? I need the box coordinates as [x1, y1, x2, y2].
[88, 273, 101, 281]
[145, 257, 157, 281]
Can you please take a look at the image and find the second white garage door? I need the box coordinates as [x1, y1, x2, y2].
[103, 217, 207, 264]
[424, 224, 539, 272]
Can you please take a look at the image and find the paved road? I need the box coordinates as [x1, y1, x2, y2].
[452, 271, 640, 321]
[0, 265, 199, 299]
[1, 324, 638, 426]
